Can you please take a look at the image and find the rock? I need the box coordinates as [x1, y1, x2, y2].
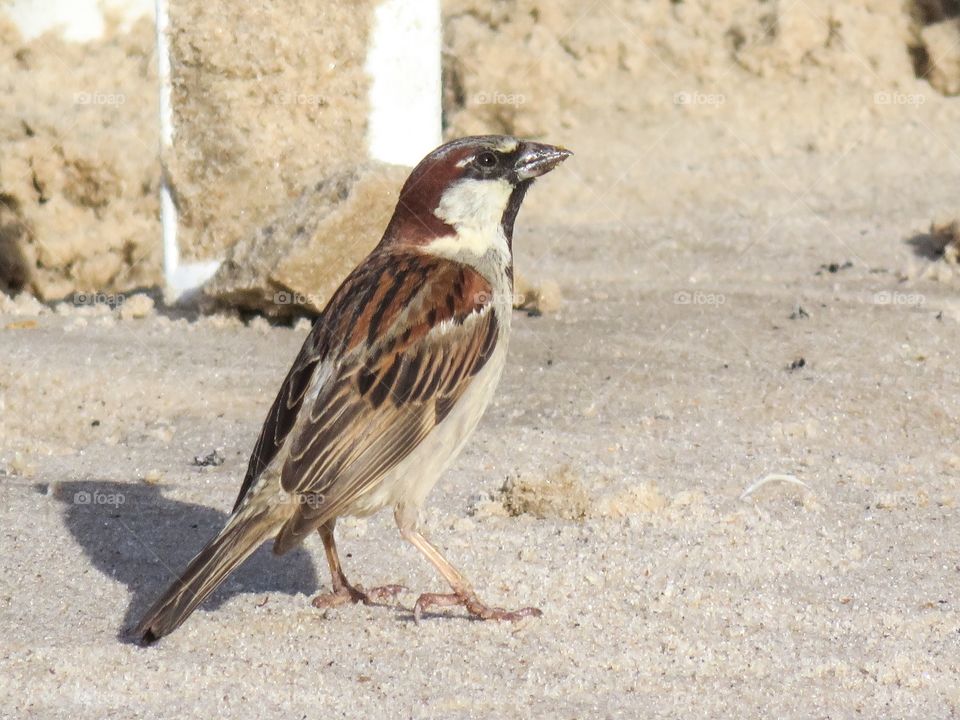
[499, 465, 591, 520]
[534, 279, 563, 314]
[0, 18, 161, 301]
[192, 449, 225, 467]
[202, 162, 410, 318]
[117, 293, 155, 320]
[930, 218, 960, 264]
[513, 272, 563, 315]
[166, 1, 375, 261]
[443, 0, 918, 139]
[921, 19, 960, 95]
[142, 469, 164, 485]
[0, 291, 48, 316]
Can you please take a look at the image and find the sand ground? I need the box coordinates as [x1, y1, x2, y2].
[2, 116, 960, 717]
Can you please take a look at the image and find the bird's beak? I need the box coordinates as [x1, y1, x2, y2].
[514, 142, 573, 181]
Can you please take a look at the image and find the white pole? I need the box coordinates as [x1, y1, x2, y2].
[155, 0, 178, 293]
[156, 0, 220, 300]
[365, 0, 443, 165]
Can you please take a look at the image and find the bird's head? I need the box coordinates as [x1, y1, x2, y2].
[383, 135, 571, 262]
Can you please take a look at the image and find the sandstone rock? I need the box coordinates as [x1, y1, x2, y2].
[167, 0, 376, 261]
[117, 293, 156, 320]
[921, 19, 960, 95]
[0, 17, 161, 301]
[202, 163, 409, 317]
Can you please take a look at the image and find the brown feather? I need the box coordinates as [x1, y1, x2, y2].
[233, 341, 320, 512]
[268, 252, 499, 554]
[135, 503, 283, 643]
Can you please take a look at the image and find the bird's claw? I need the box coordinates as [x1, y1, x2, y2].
[360, 584, 407, 604]
[311, 583, 407, 610]
[413, 591, 542, 624]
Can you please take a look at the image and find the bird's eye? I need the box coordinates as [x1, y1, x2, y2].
[476, 152, 498, 168]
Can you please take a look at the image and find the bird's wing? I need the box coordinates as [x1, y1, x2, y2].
[238, 249, 501, 552]
[233, 249, 425, 512]
[232, 334, 322, 512]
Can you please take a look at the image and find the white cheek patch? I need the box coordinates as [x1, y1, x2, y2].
[428, 178, 513, 262]
[434, 178, 512, 233]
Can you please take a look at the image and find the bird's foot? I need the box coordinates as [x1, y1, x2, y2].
[413, 590, 542, 624]
[311, 583, 406, 610]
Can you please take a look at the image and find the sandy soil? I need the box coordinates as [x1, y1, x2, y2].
[2, 116, 960, 715]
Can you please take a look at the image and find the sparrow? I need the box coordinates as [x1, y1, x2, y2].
[135, 135, 571, 643]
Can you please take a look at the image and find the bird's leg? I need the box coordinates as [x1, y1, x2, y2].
[311, 519, 405, 609]
[395, 506, 542, 624]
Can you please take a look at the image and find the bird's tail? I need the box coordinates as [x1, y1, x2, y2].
[134, 503, 283, 644]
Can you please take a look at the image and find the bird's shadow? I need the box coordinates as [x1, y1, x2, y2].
[45, 480, 318, 643]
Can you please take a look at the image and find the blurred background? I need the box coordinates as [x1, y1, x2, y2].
[2, 0, 958, 306]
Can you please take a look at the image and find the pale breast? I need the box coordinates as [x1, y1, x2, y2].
[346, 307, 511, 517]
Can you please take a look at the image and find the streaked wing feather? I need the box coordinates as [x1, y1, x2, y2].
[232, 331, 323, 512]
[271, 256, 498, 553]
[233, 251, 437, 512]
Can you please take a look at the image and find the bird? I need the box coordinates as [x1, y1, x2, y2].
[134, 135, 571, 643]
